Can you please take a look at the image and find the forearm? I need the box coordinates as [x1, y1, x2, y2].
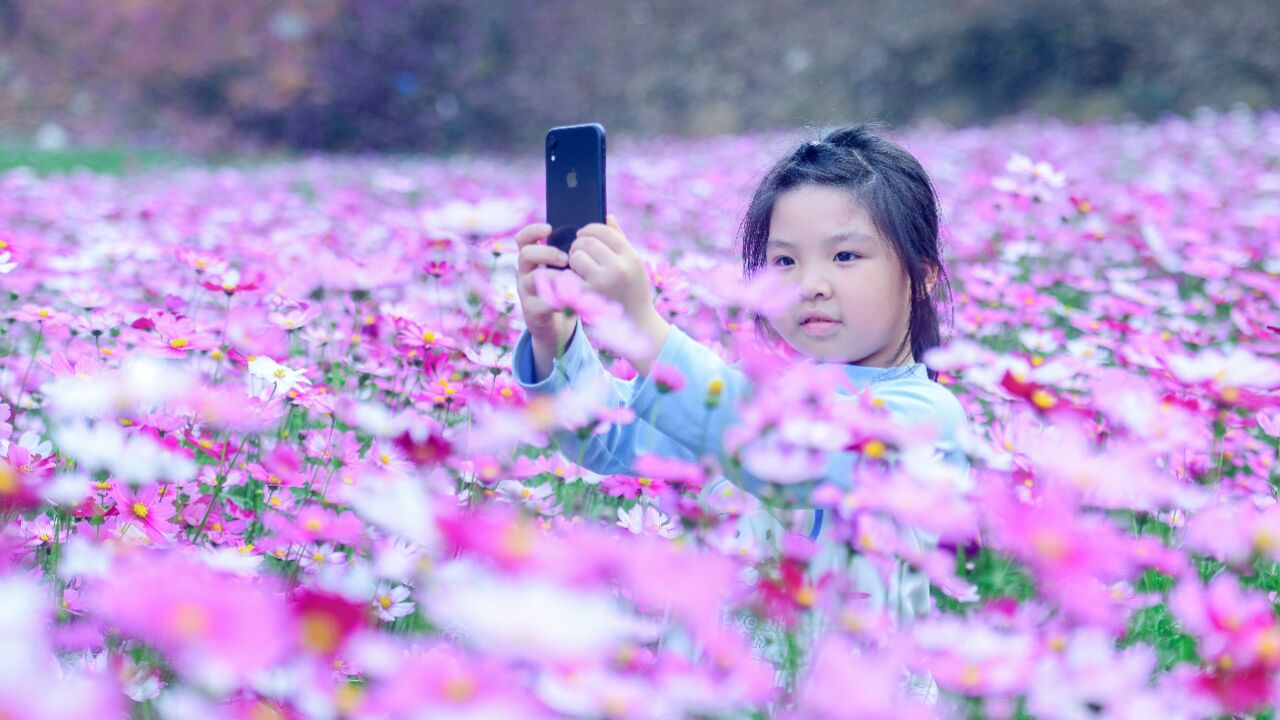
[530, 318, 576, 383]
[627, 307, 672, 379]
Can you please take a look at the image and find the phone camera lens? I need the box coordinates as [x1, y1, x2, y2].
[548, 136, 558, 150]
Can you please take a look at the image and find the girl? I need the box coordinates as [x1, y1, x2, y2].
[509, 123, 970, 699]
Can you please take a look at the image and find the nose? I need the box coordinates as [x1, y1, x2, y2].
[797, 263, 832, 300]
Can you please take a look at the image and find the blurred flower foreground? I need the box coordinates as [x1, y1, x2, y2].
[2, 108, 1280, 719]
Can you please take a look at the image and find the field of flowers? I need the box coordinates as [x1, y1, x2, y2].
[1, 107, 1279, 719]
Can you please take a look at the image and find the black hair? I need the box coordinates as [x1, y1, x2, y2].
[735, 121, 954, 382]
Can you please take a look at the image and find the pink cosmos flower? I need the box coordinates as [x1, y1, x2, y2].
[359, 643, 537, 717]
[1170, 573, 1280, 671]
[786, 636, 936, 720]
[0, 445, 49, 512]
[532, 267, 625, 326]
[6, 303, 66, 325]
[1027, 627, 1161, 719]
[109, 483, 178, 544]
[145, 313, 218, 358]
[601, 473, 667, 500]
[689, 262, 794, 319]
[1183, 501, 1280, 566]
[90, 550, 294, 692]
[19, 514, 56, 548]
[1258, 410, 1280, 438]
[910, 615, 1039, 697]
[396, 320, 458, 352]
[175, 247, 229, 276]
[266, 303, 320, 330]
[648, 360, 686, 393]
[983, 485, 1138, 628]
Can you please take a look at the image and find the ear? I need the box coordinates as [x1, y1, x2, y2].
[925, 262, 938, 295]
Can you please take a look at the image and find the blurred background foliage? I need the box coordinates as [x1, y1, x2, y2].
[0, 0, 1277, 157]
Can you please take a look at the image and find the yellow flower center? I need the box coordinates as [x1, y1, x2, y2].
[1032, 529, 1068, 562]
[299, 612, 340, 653]
[171, 603, 209, 638]
[1031, 389, 1057, 409]
[442, 675, 475, 703]
[132, 502, 149, 518]
[169, 338, 189, 349]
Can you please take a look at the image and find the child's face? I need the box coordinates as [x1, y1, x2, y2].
[763, 185, 915, 366]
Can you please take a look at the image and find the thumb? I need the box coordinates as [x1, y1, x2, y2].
[606, 213, 620, 228]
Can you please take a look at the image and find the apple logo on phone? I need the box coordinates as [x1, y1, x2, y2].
[566, 169, 578, 188]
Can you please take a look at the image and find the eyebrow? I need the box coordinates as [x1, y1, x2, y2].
[765, 232, 875, 250]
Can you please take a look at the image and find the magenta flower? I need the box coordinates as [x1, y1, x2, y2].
[144, 312, 218, 358]
[109, 483, 178, 544]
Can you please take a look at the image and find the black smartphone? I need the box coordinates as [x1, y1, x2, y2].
[545, 123, 606, 257]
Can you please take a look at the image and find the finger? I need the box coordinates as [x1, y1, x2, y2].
[568, 246, 605, 281]
[515, 223, 553, 248]
[567, 234, 616, 268]
[578, 221, 629, 255]
[518, 244, 570, 275]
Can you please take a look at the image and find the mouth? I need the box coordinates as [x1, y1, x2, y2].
[799, 318, 841, 336]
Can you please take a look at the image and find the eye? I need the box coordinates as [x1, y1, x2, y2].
[835, 251, 859, 262]
[771, 256, 794, 267]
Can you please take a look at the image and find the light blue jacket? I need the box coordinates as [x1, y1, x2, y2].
[510, 316, 970, 693]
[511, 316, 970, 500]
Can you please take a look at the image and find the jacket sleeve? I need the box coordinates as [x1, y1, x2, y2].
[510, 317, 697, 477]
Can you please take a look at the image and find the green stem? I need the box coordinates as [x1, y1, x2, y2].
[14, 324, 44, 414]
[193, 388, 275, 544]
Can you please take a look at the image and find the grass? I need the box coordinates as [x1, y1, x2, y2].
[0, 146, 299, 177]
[0, 147, 195, 176]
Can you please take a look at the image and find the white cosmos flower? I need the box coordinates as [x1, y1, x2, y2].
[42, 355, 191, 419]
[54, 420, 197, 487]
[422, 561, 658, 663]
[246, 356, 312, 396]
[0, 251, 15, 274]
[616, 504, 681, 539]
[1166, 347, 1280, 390]
[420, 198, 529, 238]
[337, 471, 440, 550]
